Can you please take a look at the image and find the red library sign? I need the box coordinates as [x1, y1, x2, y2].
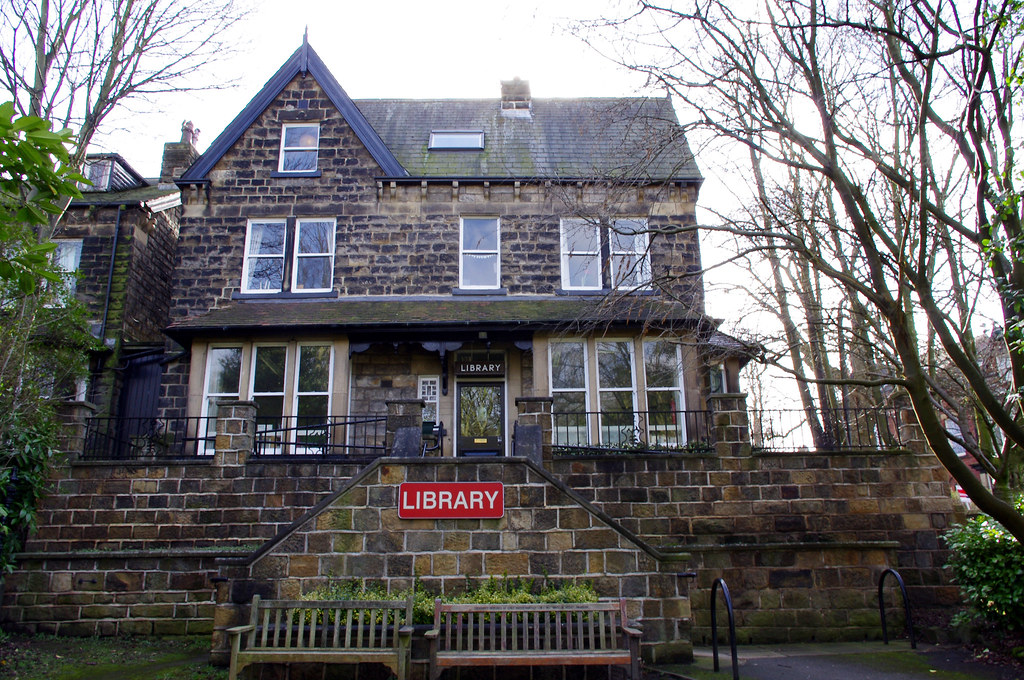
[398, 482, 504, 519]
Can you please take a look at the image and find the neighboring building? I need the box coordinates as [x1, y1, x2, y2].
[160, 38, 729, 460]
[52, 152, 182, 423]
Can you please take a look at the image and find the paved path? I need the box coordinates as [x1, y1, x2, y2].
[651, 641, 1022, 680]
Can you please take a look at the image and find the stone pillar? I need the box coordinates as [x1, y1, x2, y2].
[386, 399, 424, 457]
[213, 400, 256, 473]
[54, 400, 96, 457]
[899, 407, 928, 454]
[514, 396, 552, 464]
[707, 392, 750, 457]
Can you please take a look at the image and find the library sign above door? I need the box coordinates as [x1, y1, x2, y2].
[398, 482, 504, 519]
[455, 350, 505, 377]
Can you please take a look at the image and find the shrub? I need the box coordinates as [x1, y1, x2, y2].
[945, 498, 1024, 631]
[303, 576, 599, 625]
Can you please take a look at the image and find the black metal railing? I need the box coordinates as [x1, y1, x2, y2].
[252, 414, 387, 459]
[711, 577, 740, 680]
[750, 407, 904, 453]
[81, 416, 216, 460]
[551, 409, 714, 455]
[879, 568, 917, 649]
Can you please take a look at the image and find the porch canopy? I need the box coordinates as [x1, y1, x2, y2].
[164, 296, 707, 346]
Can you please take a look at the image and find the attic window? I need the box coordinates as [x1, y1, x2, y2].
[80, 159, 112, 191]
[429, 130, 484, 150]
[279, 123, 319, 172]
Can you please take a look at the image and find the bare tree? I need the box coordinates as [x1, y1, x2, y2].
[578, 0, 1024, 540]
[0, 0, 248, 169]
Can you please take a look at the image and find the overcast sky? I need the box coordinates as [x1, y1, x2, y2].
[97, 0, 654, 177]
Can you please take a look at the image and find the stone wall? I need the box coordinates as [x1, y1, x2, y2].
[3, 397, 961, 649]
[212, 458, 692, 666]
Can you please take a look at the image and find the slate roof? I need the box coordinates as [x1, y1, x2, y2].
[70, 183, 180, 208]
[166, 297, 703, 340]
[177, 39, 700, 184]
[357, 98, 700, 181]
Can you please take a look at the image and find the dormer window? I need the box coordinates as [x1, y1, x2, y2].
[279, 124, 319, 172]
[429, 130, 484, 150]
[80, 159, 112, 191]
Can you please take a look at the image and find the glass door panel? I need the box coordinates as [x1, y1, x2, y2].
[457, 383, 504, 456]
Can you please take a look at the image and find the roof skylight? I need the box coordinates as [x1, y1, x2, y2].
[429, 130, 484, 150]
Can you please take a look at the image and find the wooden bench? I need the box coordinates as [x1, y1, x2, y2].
[425, 598, 642, 680]
[227, 594, 414, 680]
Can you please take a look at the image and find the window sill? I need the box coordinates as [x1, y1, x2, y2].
[452, 287, 508, 296]
[269, 170, 322, 178]
[231, 290, 338, 301]
[556, 288, 656, 296]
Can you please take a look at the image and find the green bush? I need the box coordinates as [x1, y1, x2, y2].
[303, 576, 599, 625]
[945, 498, 1024, 631]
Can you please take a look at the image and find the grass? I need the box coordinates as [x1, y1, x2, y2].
[0, 633, 227, 680]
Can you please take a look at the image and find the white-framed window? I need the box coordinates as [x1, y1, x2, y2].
[242, 219, 287, 293]
[251, 344, 288, 431]
[429, 130, 485, 150]
[559, 217, 652, 290]
[560, 219, 601, 290]
[52, 239, 83, 297]
[644, 340, 686, 446]
[279, 123, 319, 172]
[549, 336, 688, 450]
[597, 340, 637, 446]
[419, 376, 440, 423]
[293, 218, 336, 292]
[295, 344, 332, 422]
[610, 219, 652, 289]
[550, 341, 589, 446]
[460, 217, 500, 289]
[241, 217, 336, 294]
[201, 346, 244, 433]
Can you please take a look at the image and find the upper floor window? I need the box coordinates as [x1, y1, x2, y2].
[279, 124, 319, 172]
[560, 219, 601, 290]
[559, 218, 652, 291]
[79, 159, 112, 191]
[460, 217, 500, 289]
[52, 239, 83, 298]
[610, 219, 652, 289]
[242, 217, 335, 294]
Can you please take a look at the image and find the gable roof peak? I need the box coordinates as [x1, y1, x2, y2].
[177, 40, 407, 183]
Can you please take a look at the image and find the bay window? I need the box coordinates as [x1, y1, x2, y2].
[549, 336, 689, 450]
[200, 342, 333, 450]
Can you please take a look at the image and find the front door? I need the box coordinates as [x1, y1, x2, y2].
[457, 382, 505, 456]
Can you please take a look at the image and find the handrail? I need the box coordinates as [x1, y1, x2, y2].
[710, 577, 739, 680]
[878, 568, 916, 649]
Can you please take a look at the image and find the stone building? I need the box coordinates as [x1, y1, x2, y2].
[51, 151, 182, 421]
[1, 39, 961, 672]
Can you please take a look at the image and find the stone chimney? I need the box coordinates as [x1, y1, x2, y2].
[501, 78, 532, 118]
[159, 120, 200, 184]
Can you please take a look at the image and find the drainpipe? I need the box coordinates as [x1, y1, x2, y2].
[99, 204, 124, 343]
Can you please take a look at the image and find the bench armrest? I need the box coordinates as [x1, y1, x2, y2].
[227, 624, 256, 636]
[621, 625, 642, 637]
[423, 628, 439, 640]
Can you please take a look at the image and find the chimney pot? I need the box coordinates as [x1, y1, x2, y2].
[500, 78, 532, 118]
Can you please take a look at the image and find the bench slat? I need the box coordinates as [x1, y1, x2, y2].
[427, 598, 641, 680]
